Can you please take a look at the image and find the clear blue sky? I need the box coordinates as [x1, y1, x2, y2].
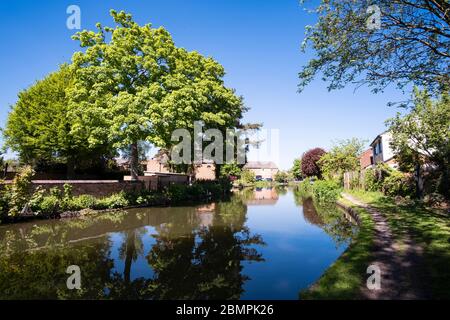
[0, 0, 408, 169]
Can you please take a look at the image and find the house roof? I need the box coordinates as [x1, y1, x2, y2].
[369, 131, 391, 147]
[115, 158, 129, 165]
[243, 161, 278, 169]
[153, 153, 170, 164]
[370, 136, 381, 147]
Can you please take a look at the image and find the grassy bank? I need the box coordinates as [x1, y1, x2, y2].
[300, 196, 375, 299]
[346, 190, 450, 299]
[302, 189, 450, 299]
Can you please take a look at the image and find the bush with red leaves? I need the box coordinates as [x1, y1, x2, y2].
[301, 148, 326, 178]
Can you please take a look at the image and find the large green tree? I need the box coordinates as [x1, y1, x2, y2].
[387, 89, 450, 197]
[291, 158, 302, 180]
[318, 138, 366, 179]
[299, 0, 450, 94]
[3, 65, 112, 177]
[69, 10, 245, 180]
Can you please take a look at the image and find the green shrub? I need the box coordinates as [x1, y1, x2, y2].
[363, 168, 379, 191]
[1, 176, 233, 223]
[37, 195, 60, 215]
[68, 195, 98, 210]
[297, 179, 313, 196]
[363, 164, 414, 197]
[312, 179, 341, 203]
[133, 196, 144, 205]
[382, 170, 413, 197]
[96, 192, 129, 209]
[6, 165, 35, 217]
[49, 187, 62, 198]
[165, 184, 190, 202]
[241, 170, 256, 184]
[29, 187, 45, 212]
[219, 162, 242, 179]
[275, 171, 289, 183]
[0, 183, 11, 222]
[63, 184, 73, 200]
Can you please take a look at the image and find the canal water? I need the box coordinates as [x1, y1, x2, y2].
[0, 187, 356, 300]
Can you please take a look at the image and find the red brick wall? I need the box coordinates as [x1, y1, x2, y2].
[2, 180, 146, 197]
[360, 149, 373, 169]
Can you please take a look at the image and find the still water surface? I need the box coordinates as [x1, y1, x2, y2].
[0, 188, 356, 299]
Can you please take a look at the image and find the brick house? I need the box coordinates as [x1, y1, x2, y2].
[145, 154, 216, 181]
[146, 153, 171, 174]
[243, 161, 279, 180]
[359, 148, 374, 169]
[194, 160, 216, 181]
[370, 131, 398, 169]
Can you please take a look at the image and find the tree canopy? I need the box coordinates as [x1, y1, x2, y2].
[69, 10, 246, 179]
[387, 88, 450, 196]
[291, 159, 302, 180]
[299, 0, 450, 94]
[319, 138, 366, 179]
[301, 148, 327, 178]
[3, 65, 113, 176]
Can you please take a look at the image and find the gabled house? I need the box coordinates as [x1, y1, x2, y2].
[243, 161, 279, 180]
[369, 131, 398, 169]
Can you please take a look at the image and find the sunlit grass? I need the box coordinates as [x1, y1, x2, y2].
[347, 190, 450, 299]
[300, 197, 375, 299]
[302, 190, 450, 299]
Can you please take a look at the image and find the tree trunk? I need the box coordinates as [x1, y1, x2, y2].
[415, 162, 423, 199]
[123, 233, 134, 285]
[3, 162, 8, 179]
[438, 164, 449, 198]
[67, 157, 75, 179]
[130, 142, 139, 181]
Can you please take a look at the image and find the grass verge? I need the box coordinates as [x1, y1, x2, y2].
[300, 196, 375, 299]
[347, 190, 450, 299]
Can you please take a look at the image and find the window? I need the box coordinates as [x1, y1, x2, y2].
[373, 141, 382, 155]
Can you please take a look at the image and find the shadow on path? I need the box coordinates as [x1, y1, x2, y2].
[342, 193, 430, 299]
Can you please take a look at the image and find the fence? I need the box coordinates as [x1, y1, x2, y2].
[343, 170, 367, 190]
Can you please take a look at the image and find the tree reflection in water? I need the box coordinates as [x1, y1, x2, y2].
[294, 190, 357, 247]
[107, 227, 149, 299]
[145, 197, 265, 300]
[0, 187, 355, 300]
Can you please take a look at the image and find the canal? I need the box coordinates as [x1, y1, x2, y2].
[0, 187, 356, 299]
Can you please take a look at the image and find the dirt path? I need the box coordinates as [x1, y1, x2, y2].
[342, 193, 430, 299]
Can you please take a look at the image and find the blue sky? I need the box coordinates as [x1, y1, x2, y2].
[0, 0, 408, 169]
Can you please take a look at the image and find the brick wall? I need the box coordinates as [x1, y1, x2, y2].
[360, 149, 373, 169]
[2, 180, 146, 197]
